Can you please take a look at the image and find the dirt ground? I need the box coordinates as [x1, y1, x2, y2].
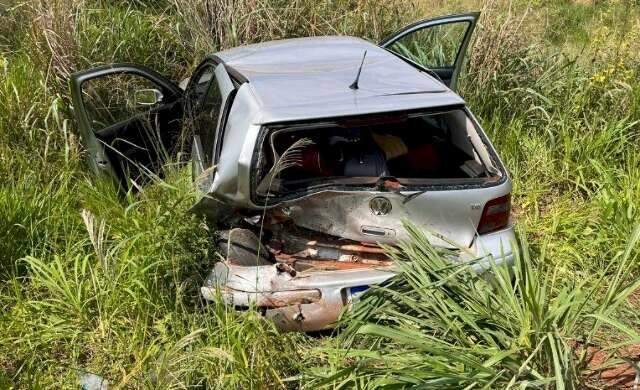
[585, 345, 640, 389]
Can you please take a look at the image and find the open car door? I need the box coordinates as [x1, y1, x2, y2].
[380, 12, 480, 91]
[70, 64, 184, 188]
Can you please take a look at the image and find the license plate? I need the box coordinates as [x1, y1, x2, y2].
[347, 285, 369, 303]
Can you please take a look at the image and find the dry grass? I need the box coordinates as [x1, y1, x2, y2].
[173, 0, 419, 56]
[29, 0, 84, 83]
[466, 0, 532, 89]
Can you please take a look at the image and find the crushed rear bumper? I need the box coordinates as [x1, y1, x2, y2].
[202, 262, 395, 331]
[201, 225, 516, 331]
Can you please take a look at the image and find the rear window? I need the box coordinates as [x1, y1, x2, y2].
[253, 108, 502, 200]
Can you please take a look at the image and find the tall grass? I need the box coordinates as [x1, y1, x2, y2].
[1, 169, 303, 387]
[307, 224, 640, 388]
[454, 1, 640, 276]
[1, 0, 640, 387]
[172, 0, 418, 56]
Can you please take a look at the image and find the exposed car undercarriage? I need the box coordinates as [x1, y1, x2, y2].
[202, 225, 398, 331]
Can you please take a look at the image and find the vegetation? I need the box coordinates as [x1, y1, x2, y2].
[309, 224, 640, 388]
[1, 0, 639, 388]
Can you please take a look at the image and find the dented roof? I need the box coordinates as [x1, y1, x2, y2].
[213, 36, 465, 123]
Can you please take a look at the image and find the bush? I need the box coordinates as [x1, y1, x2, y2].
[1, 0, 640, 387]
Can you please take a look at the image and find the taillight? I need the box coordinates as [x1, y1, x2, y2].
[477, 194, 511, 234]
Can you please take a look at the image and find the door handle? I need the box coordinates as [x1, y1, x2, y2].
[361, 225, 395, 238]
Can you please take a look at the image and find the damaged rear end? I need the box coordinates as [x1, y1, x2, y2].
[252, 106, 507, 247]
[203, 228, 396, 331]
[201, 105, 515, 331]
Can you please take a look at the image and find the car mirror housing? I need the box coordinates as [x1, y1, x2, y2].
[134, 88, 163, 106]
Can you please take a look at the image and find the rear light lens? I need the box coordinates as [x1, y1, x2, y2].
[477, 194, 511, 234]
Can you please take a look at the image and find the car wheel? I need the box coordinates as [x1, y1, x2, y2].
[216, 228, 273, 266]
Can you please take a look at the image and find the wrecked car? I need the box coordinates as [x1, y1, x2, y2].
[70, 12, 515, 331]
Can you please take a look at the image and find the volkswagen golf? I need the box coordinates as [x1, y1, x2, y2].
[70, 12, 515, 331]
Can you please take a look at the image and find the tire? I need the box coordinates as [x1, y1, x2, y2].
[216, 228, 273, 266]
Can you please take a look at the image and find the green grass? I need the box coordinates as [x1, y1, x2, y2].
[306, 223, 640, 388]
[1, 0, 640, 388]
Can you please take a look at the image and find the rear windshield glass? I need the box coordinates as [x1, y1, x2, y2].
[254, 108, 500, 197]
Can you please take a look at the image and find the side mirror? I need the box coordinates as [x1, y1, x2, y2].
[134, 88, 163, 106]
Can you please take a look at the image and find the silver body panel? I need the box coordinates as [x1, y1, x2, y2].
[214, 37, 464, 125]
[202, 226, 515, 331]
[208, 85, 263, 204]
[198, 33, 514, 331]
[215, 37, 459, 118]
[281, 185, 509, 249]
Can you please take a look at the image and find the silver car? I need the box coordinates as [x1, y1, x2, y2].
[71, 12, 514, 331]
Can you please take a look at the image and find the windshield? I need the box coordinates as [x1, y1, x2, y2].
[253, 108, 501, 198]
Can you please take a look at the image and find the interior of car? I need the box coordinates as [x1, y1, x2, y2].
[255, 108, 494, 195]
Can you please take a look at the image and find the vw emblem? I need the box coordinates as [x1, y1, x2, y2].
[369, 196, 392, 216]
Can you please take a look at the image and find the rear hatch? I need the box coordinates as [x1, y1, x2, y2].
[252, 107, 509, 248]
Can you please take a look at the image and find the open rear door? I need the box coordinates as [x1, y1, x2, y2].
[70, 64, 184, 188]
[380, 12, 480, 91]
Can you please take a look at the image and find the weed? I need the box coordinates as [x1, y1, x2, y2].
[1, 0, 640, 388]
[307, 223, 640, 388]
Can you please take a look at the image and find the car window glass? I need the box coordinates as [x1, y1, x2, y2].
[213, 90, 236, 163]
[82, 73, 161, 132]
[189, 65, 222, 164]
[189, 66, 214, 105]
[387, 22, 468, 69]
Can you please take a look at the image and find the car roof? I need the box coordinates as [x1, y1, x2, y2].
[212, 36, 465, 124]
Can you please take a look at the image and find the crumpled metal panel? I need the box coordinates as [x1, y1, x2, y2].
[277, 180, 511, 248]
[202, 261, 396, 331]
[201, 224, 516, 331]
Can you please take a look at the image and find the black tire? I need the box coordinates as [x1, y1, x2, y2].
[216, 228, 273, 266]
